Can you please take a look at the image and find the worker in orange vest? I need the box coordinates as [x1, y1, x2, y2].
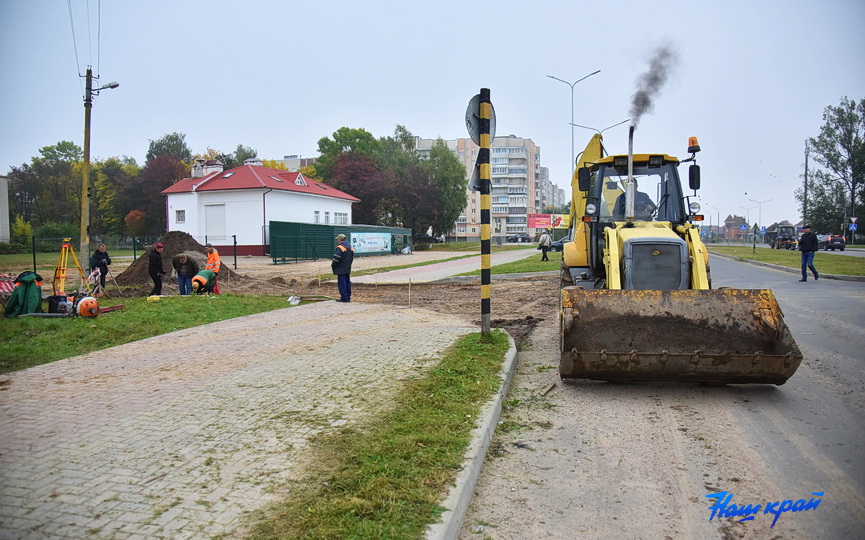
[205, 243, 221, 294]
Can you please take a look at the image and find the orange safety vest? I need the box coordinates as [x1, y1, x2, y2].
[206, 249, 221, 273]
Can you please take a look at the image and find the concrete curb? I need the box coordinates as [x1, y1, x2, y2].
[425, 332, 519, 540]
[710, 252, 865, 282]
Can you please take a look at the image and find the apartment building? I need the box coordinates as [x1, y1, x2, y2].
[415, 135, 546, 242]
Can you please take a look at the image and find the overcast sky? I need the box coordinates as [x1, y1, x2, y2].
[1, 0, 863, 228]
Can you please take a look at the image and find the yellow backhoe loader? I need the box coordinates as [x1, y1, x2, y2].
[559, 128, 802, 384]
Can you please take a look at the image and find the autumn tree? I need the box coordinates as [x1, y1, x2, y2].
[262, 159, 288, 170]
[91, 157, 140, 236]
[326, 152, 397, 225]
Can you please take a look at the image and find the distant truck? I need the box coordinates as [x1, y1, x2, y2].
[766, 225, 797, 249]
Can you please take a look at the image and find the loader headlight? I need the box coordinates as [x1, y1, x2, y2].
[689, 202, 701, 214]
[585, 203, 597, 215]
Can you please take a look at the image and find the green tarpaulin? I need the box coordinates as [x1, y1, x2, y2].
[4, 272, 44, 318]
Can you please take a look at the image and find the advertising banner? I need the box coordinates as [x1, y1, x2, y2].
[528, 213, 551, 229]
[351, 232, 391, 254]
[552, 214, 570, 229]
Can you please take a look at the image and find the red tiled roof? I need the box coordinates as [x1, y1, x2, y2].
[161, 164, 359, 202]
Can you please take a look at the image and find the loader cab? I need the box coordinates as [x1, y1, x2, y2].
[584, 155, 687, 224]
[578, 155, 688, 274]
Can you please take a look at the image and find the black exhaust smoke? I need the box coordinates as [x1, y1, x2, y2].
[630, 45, 679, 127]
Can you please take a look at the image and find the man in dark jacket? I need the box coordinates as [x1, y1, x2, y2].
[331, 234, 355, 302]
[172, 253, 200, 296]
[798, 225, 819, 282]
[89, 243, 111, 293]
[148, 242, 167, 296]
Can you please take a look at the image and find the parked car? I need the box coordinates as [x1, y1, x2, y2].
[506, 233, 533, 243]
[415, 234, 443, 244]
[823, 234, 846, 251]
[549, 234, 573, 252]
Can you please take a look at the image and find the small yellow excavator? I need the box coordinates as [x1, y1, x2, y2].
[559, 128, 802, 384]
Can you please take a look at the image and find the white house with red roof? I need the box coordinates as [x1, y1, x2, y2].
[162, 158, 359, 255]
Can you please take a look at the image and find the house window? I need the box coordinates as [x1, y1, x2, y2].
[314, 211, 320, 224]
[325, 211, 330, 224]
[175, 210, 186, 224]
[335, 212, 348, 225]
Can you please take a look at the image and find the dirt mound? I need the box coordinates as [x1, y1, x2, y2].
[115, 231, 240, 292]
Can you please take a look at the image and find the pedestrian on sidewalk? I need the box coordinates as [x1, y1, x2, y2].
[148, 242, 167, 296]
[538, 229, 553, 261]
[798, 225, 819, 282]
[172, 253, 200, 296]
[332, 234, 355, 302]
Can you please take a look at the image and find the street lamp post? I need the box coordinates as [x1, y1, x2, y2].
[571, 119, 631, 137]
[740, 205, 756, 243]
[708, 206, 721, 242]
[80, 67, 119, 261]
[748, 197, 772, 239]
[547, 70, 601, 180]
[739, 205, 756, 225]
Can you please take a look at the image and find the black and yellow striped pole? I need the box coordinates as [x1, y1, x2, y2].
[478, 88, 492, 336]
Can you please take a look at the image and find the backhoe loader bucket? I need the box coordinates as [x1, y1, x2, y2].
[560, 288, 802, 385]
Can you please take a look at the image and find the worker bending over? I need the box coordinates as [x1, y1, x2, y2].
[191, 269, 217, 295]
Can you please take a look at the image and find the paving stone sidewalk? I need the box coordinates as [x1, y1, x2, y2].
[0, 301, 477, 539]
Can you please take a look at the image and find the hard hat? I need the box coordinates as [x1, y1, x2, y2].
[192, 281, 200, 293]
[76, 296, 99, 317]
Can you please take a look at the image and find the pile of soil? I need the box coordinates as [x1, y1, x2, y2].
[115, 231, 242, 294]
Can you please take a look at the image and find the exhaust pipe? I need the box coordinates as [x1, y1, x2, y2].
[625, 125, 636, 221]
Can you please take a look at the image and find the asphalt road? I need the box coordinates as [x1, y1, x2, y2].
[708, 255, 865, 538]
[460, 255, 864, 539]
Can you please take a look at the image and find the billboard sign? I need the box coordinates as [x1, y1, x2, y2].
[351, 232, 391, 254]
[528, 213, 551, 229]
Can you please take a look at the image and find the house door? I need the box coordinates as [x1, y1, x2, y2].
[204, 204, 226, 241]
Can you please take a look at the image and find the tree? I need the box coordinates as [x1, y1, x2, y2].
[146, 132, 192, 164]
[138, 155, 187, 233]
[315, 127, 381, 179]
[262, 159, 288, 170]
[233, 144, 258, 165]
[425, 138, 468, 236]
[326, 152, 397, 225]
[7, 141, 83, 228]
[124, 210, 148, 236]
[92, 157, 139, 236]
[801, 97, 864, 238]
[214, 144, 258, 169]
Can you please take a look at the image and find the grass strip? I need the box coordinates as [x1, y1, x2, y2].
[0, 295, 294, 374]
[457, 251, 560, 277]
[708, 245, 865, 276]
[245, 330, 510, 540]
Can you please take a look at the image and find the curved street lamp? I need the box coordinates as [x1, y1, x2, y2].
[80, 67, 119, 260]
[748, 197, 772, 232]
[571, 119, 631, 136]
[547, 70, 601, 179]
